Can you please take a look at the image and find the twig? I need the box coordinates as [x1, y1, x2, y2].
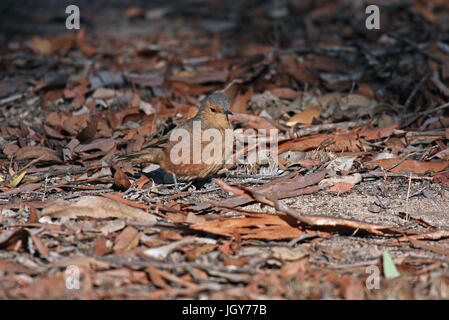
[405, 174, 412, 221]
[98, 257, 258, 274]
[410, 101, 449, 117]
[294, 120, 369, 137]
[27, 165, 110, 182]
[402, 73, 429, 116]
[288, 232, 324, 246]
[0, 93, 24, 105]
[42, 177, 49, 201]
[387, 33, 444, 64]
[431, 70, 449, 98]
[361, 171, 434, 180]
[219, 78, 244, 93]
[325, 259, 380, 269]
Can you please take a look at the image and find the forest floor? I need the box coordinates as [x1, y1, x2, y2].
[1, 0, 449, 299]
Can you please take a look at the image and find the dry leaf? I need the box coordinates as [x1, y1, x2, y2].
[40, 196, 157, 222]
[114, 168, 131, 190]
[113, 226, 140, 253]
[372, 159, 449, 174]
[287, 106, 321, 126]
[143, 238, 216, 260]
[269, 88, 301, 100]
[325, 182, 355, 193]
[9, 171, 27, 188]
[0, 229, 28, 250]
[191, 213, 302, 240]
[93, 236, 112, 256]
[14, 146, 61, 163]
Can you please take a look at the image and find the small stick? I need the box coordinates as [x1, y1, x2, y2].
[430, 70, 449, 98]
[402, 73, 429, 117]
[219, 78, 244, 93]
[405, 174, 412, 221]
[294, 120, 369, 137]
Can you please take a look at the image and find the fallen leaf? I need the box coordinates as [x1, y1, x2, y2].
[320, 173, 362, 188]
[14, 146, 61, 163]
[9, 171, 27, 188]
[383, 250, 400, 279]
[113, 226, 140, 253]
[185, 244, 216, 261]
[0, 229, 28, 250]
[269, 88, 301, 100]
[143, 238, 216, 260]
[287, 106, 321, 126]
[372, 159, 449, 174]
[113, 168, 131, 190]
[92, 88, 116, 99]
[93, 236, 112, 256]
[76, 117, 99, 144]
[325, 182, 355, 193]
[223, 257, 249, 267]
[191, 213, 302, 240]
[40, 196, 157, 222]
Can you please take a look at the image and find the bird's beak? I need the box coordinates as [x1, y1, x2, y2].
[224, 109, 233, 115]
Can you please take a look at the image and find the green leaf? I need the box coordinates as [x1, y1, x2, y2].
[9, 171, 26, 188]
[383, 250, 400, 279]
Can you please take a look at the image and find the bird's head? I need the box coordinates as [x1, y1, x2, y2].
[201, 92, 232, 115]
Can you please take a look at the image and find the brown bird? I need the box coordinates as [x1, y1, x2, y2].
[117, 92, 233, 185]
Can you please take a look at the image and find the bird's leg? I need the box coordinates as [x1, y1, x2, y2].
[172, 174, 194, 192]
[172, 173, 180, 193]
[179, 181, 194, 191]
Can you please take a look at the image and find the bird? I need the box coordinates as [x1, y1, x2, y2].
[116, 92, 233, 187]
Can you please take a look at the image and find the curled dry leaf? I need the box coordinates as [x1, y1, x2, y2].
[14, 146, 61, 163]
[113, 167, 131, 190]
[40, 196, 157, 223]
[76, 116, 99, 144]
[0, 229, 29, 250]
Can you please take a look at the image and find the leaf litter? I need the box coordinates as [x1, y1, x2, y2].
[1, 0, 449, 299]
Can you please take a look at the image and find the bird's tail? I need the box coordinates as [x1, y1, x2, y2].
[114, 147, 163, 164]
